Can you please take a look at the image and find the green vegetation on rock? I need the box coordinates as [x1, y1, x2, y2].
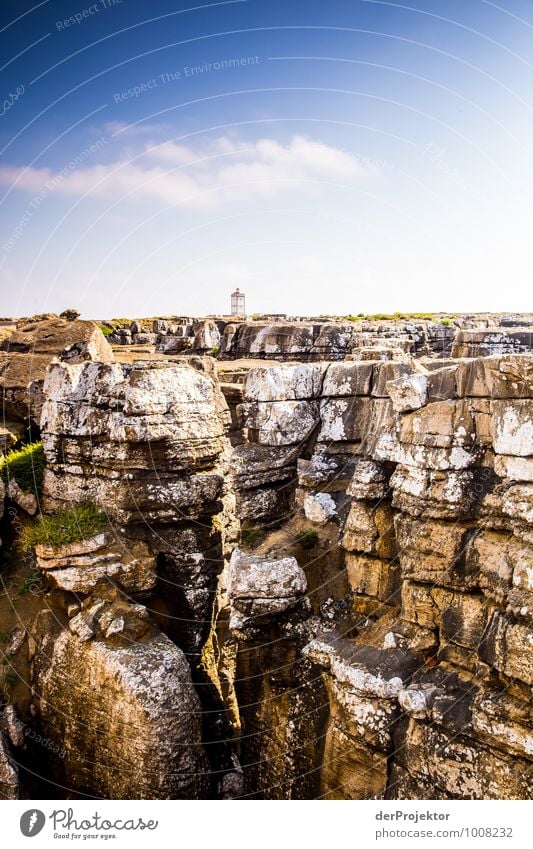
[98, 324, 114, 336]
[297, 528, 319, 550]
[19, 502, 107, 553]
[19, 569, 43, 595]
[0, 442, 45, 497]
[346, 312, 442, 322]
[240, 526, 263, 549]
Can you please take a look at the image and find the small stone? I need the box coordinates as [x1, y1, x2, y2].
[399, 684, 441, 719]
[6, 478, 38, 515]
[105, 617, 125, 638]
[219, 770, 245, 799]
[1, 705, 25, 748]
[304, 492, 337, 525]
[383, 632, 397, 649]
[6, 627, 26, 656]
[69, 611, 95, 642]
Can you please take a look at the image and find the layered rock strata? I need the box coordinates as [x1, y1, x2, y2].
[219, 320, 532, 362]
[2, 344, 531, 801]
[217, 353, 533, 799]
[0, 318, 113, 425]
[32, 603, 210, 799]
[39, 357, 234, 658]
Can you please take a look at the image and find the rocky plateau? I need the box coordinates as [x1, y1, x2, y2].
[0, 313, 531, 800]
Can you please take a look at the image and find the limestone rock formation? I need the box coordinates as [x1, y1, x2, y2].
[452, 327, 532, 358]
[33, 604, 210, 799]
[216, 352, 533, 799]
[38, 355, 234, 675]
[1, 320, 532, 801]
[227, 549, 308, 636]
[0, 318, 113, 423]
[219, 319, 525, 361]
[40, 359, 228, 521]
[35, 534, 156, 596]
[0, 730, 20, 800]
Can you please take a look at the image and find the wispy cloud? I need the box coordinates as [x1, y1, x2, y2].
[0, 135, 375, 209]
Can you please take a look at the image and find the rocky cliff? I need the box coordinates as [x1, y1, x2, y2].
[0, 335, 531, 800]
[213, 353, 532, 799]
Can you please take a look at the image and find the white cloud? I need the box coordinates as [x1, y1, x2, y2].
[0, 135, 375, 209]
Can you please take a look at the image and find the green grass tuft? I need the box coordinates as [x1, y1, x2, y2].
[98, 324, 114, 336]
[0, 442, 45, 497]
[19, 570, 43, 595]
[297, 528, 319, 550]
[240, 526, 263, 549]
[19, 502, 107, 553]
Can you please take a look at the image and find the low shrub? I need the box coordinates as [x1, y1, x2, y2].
[19, 502, 107, 553]
[0, 442, 45, 497]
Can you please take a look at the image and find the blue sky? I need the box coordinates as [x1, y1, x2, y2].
[0, 0, 532, 318]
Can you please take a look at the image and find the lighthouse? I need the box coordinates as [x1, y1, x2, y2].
[230, 287, 246, 317]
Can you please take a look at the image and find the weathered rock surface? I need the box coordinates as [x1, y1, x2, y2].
[38, 357, 238, 683]
[217, 352, 533, 800]
[33, 606, 210, 799]
[227, 549, 308, 636]
[3, 334, 532, 801]
[0, 731, 19, 799]
[35, 534, 156, 596]
[0, 318, 113, 423]
[452, 328, 532, 358]
[219, 320, 454, 361]
[41, 359, 228, 521]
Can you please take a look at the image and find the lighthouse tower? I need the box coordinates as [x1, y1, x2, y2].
[230, 287, 246, 317]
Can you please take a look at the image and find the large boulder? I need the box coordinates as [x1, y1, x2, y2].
[33, 607, 210, 799]
[0, 318, 113, 423]
[40, 359, 229, 521]
[192, 319, 221, 352]
[227, 549, 308, 634]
